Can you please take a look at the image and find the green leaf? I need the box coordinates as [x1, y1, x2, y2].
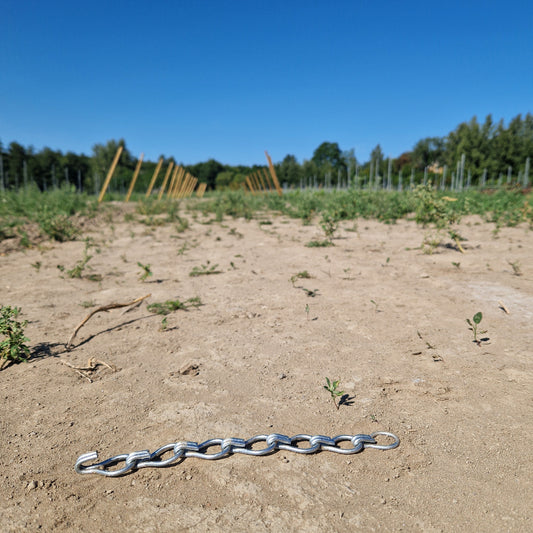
[473, 312, 482, 324]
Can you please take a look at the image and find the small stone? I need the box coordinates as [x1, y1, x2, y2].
[27, 480, 37, 490]
[278, 373, 287, 379]
[185, 474, 192, 480]
[380, 498, 387, 504]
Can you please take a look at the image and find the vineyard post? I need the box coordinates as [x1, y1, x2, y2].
[125, 153, 144, 202]
[166, 165, 180, 199]
[145, 157, 163, 197]
[157, 161, 174, 200]
[265, 151, 283, 195]
[98, 145, 123, 203]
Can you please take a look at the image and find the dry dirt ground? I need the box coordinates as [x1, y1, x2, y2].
[1, 204, 532, 532]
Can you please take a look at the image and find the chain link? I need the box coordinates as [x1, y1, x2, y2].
[75, 431, 399, 477]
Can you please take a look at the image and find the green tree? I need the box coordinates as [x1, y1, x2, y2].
[311, 142, 346, 182]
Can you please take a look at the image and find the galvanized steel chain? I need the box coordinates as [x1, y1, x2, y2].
[75, 430, 399, 477]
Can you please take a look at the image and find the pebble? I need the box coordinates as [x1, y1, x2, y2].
[278, 373, 287, 379]
[27, 480, 37, 490]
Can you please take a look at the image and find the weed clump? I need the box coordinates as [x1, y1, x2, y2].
[0, 306, 30, 370]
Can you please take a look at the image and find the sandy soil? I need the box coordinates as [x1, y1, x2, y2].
[1, 204, 532, 532]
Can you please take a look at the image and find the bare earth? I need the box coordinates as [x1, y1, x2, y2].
[1, 204, 532, 532]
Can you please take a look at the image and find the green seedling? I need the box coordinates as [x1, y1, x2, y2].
[452, 261, 461, 269]
[320, 212, 339, 242]
[67, 248, 93, 278]
[466, 312, 487, 345]
[290, 271, 312, 285]
[137, 262, 153, 282]
[0, 306, 30, 370]
[370, 299, 379, 313]
[305, 304, 310, 320]
[31, 261, 42, 272]
[189, 261, 221, 277]
[508, 260, 522, 276]
[324, 377, 344, 410]
[147, 297, 202, 316]
[160, 317, 168, 331]
[301, 287, 319, 297]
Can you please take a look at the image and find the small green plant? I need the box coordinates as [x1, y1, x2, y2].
[189, 261, 222, 277]
[147, 297, 203, 315]
[290, 271, 312, 285]
[39, 213, 80, 242]
[0, 306, 30, 370]
[451, 261, 461, 269]
[466, 312, 487, 345]
[31, 261, 42, 272]
[320, 212, 339, 242]
[508, 260, 522, 276]
[323, 377, 344, 410]
[370, 299, 379, 313]
[137, 262, 153, 282]
[67, 245, 93, 278]
[160, 317, 168, 331]
[305, 303, 310, 320]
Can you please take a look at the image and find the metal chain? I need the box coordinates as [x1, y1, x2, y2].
[75, 431, 399, 477]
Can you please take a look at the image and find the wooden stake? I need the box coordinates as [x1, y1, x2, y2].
[157, 161, 174, 200]
[179, 173, 192, 198]
[257, 171, 267, 192]
[246, 176, 256, 195]
[187, 177, 198, 197]
[251, 173, 261, 192]
[98, 145, 123, 203]
[263, 168, 274, 191]
[145, 157, 163, 197]
[125, 153, 144, 202]
[171, 167, 185, 198]
[265, 151, 282, 195]
[166, 165, 180, 198]
[196, 182, 207, 197]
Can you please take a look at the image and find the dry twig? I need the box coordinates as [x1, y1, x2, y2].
[66, 294, 151, 350]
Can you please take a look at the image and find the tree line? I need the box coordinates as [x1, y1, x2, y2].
[1, 113, 532, 194]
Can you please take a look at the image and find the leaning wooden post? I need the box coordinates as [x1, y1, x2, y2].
[251, 173, 261, 192]
[179, 173, 192, 199]
[246, 176, 256, 195]
[166, 165, 180, 198]
[176, 173, 189, 199]
[98, 146, 123, 203]
[265, 151, 282, 196]
[263, 167, 274, 191]
[145, 157, 163, 197]
[172, 167, 185, 198]
[196, 182, 207, 198]
[157, 161, 174, 200]
[186, 177, 198, 197]
[125, 153, 144, 202]
[257, 171, 267, 192]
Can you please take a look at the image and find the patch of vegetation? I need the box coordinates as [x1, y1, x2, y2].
[323, 377, 344, 410]
[147, 297, 203, 315]
[0, 306, 30, 370]
[189, 261, 222, 277]
[466, 312, 488, 346]
[137, 262, 153, 282]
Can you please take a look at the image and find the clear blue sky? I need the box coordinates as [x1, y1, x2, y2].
[1, 0, 532, 166]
